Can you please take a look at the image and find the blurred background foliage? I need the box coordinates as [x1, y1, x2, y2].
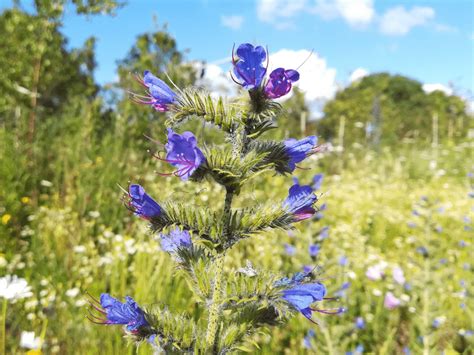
[0, 0, 473, 354]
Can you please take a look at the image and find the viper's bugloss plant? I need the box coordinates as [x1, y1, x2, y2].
[88, 42, 342, 353]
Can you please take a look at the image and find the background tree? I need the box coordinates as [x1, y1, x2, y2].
[317, 73, 471, 147]
[113, 24, 197, 146]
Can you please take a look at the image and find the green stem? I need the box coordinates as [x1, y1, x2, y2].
[204, 253, 226, 350]
[205, 188, 234, 351]
[1, 298, 7, 355]
[321, 323, 335, 355]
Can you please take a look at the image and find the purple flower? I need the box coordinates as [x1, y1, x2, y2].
[132, 70, 177, 112]
[355, 316, 365, 329]
[160, 228, 192, 253]
[384, 292, 401, 310]
[319, 226, 330, 240]
[309, 244, 320, 257]
[164, 128, 205, 180]
[339, 256, 348, 266]
[283, 184, 317, 221]
[392, 266, 405, 285]
[283, 136, 318, 172]
[302, 329, 315, 349]
[302, 265, 313, 274]
[264, 67, 300, 99]
[312, 174, 324, 191]
[284, 243, 296, 256]
[88, 294, 148, 333]
[335, 281, 351, 297]
[128, 184, 161, 219]
[232, 43, 267, 90]
[314, 203, 326, 220]
[366, 262, 386, 281]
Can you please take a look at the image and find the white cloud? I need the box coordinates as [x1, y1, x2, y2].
[193, 61, 237, 98]
[312, 0, 375, 27]
[257, 0, 306, 23]
[256, 0, 374, 29]
[268, 49, 338, 117]
[349, 67, 369, 83]
[379, 6, 435, 36]
[220, 15, 244, 30]
[422, 83, 453, 96]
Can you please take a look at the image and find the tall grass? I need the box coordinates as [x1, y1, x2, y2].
[1, 101, 472, 353]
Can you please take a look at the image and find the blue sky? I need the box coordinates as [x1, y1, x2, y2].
[3, 0, 473, 104]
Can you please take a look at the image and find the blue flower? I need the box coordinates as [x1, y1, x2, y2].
[309, 244, 320, 257]
[282, 282, 327, 319]
[264, 67, 300, 99]
[314, 203, 326, 221]
[164, 128, 205, 181]
[132, 70, 177, 112]
[283, 184, 317, 221]
[274, 271, 309, 287]
[339, 256, 348, 266]
[335, 282, 351, 297]
[302, 329, 315, 349]
[284, 243, 296, 256]
[160, 228, 192, 253]
[283, 136, 318, 172]
[88, 293, 149, 333]
[128, 184, 162, 219]
[355, 316, 365, 329]
[319, 226, 330, 240]
[232, 43, 267, 90]
[312, 174, 324, 191]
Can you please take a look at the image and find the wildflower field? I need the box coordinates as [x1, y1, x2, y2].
[1, 1, 473, 354]
[2, 125, 473, 353]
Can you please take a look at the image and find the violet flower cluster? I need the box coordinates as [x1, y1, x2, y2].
[231, 43, 300, 99]
[89, 42, 339, 351]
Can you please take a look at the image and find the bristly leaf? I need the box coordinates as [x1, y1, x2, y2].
[247, 140, 293, 175]
[149, 200, 294, 251]
[224, 205, 294, 248]
[144, 305, 199, 353]
[245, 119, 277, 140]
[168, 87, 240, 132]
[191, 146, 275, 191]
[149, 202, 224, 243]
[175, 245, 212, 302]
[246, 89, 282, 122]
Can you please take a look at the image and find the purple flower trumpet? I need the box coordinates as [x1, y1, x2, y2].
[87, 293, 149, 333]
[128, 184, 162, 219]
[283, 136, 318, 172]
[131, 70, 177, 112]
[154, 129, 205, 181]
[283, 183, 317, 221]
[160, 227, 192, 253]
[231, 43, 268, 90]
[282, 282, 344, 323]
[264, 67, 300, 99]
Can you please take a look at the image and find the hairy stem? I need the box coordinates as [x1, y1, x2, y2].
[205, 188, 234, 351]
